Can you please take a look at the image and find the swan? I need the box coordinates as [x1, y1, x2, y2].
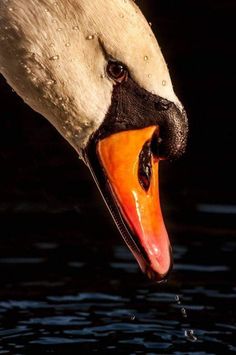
[0, 0, 188, 281]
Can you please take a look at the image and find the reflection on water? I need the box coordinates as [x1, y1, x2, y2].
[197, 204, 236, 215]
[0, 209, 235, 354]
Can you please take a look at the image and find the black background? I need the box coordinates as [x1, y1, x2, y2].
[0, 0, 235, 216]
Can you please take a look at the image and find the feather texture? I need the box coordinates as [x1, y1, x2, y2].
[0, 0, 180, 153]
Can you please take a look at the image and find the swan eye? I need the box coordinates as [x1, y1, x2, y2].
[107, 61, 128, 83]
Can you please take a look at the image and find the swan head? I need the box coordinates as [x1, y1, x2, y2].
[0, 0, 188, 281]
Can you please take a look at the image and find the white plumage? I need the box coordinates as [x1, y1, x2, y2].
[0, 0, 180, 156]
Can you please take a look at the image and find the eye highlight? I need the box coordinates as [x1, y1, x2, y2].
[107, 61, 128, 83]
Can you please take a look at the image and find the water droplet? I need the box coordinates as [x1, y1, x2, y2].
[175, 295, 181, 304]
[30, 52, 36, 59]
[65, 131, 72, 138]
[8, 7, 13, 12]
[86, 34, 94, 40]
[46, 79, 56, 85]
[148, 74, 151, 78]
[57, 28, 62, 32]
[130, 314, 135, 321]
[184, 329, 198, 342]
[26, 67, 31, 74]
[44, 8, 49, 13]
[144, 55, 149, 61]
[72, 26, 79, 31]
[181, 307, 187, 318]
[162, 80, 167, 86]
[100, 74, 105, 79]
[49, 55, 59, 60]
[65, 42, 71, 47]
[52, 19, 57, 24]
[58, 97, 63, 101]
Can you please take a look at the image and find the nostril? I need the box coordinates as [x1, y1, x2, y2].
[138, 127, 162, 191]
[138, 140, 152, 192]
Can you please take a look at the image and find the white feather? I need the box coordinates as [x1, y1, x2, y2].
[0, 0, 181, 154]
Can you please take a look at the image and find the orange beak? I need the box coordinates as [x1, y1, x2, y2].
[89, 125, 172, 281]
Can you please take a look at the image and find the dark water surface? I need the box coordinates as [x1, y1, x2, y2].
[0, 206, 235, 354]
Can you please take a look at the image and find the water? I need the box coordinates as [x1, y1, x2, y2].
[0, 208, 235, 354]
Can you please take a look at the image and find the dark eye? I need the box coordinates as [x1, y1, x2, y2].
[107, 61, 128, 83]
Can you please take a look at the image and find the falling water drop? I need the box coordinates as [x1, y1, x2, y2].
[57, 28, 62, 32]
[144, 55, 149, 61]
[184, 329, 198, 342]
[175, 295, 181, 305]
[162, 80, 167, 86]
[8, 7, 13, 11]
[181, 307, 188, 318]
[65, 42, 71, 47]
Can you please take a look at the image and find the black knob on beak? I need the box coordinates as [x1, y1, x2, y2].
[155, 102, 188, 160]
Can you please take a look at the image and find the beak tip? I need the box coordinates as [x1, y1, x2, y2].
[145, 266, 172, 284]
[145, 246, 173, 283]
